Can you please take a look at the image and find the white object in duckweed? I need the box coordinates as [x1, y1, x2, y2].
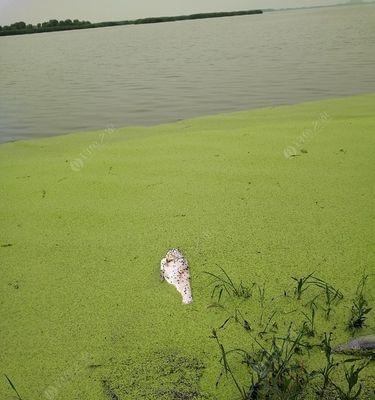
[160, 248, 193, 304]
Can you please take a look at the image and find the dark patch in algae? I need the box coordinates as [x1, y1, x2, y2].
[102, 379, 120, 400]
[101, 350, 211, 399]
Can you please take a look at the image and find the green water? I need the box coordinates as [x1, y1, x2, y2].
[0, 94, 374, 399]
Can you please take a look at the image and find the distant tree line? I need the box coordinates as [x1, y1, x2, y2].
[0, 10, 263, 37]
[89, 9, 263, 29]
[0, 19, 92, 36]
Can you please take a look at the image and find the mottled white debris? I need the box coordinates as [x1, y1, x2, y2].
[160, 248, 193, 304]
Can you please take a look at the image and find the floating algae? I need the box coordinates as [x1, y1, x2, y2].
[101, 350, 210, 400]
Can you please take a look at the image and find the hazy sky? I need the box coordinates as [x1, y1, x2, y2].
[0, 0, 357, 25]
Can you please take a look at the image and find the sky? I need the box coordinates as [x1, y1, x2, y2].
[0, 0, 363, 25]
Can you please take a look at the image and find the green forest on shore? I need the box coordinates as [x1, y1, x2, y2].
[0, 10, 263, 37]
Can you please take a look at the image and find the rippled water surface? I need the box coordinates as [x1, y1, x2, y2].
[0, 5, 374, 142]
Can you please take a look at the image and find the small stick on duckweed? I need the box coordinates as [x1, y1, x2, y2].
[4, 374, 23, 400]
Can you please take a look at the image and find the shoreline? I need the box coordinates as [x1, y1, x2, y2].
[1, 3, 373, 38]
[1, 92, 374, 146]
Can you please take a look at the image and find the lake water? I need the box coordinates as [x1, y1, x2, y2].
[0, 4, 374, 143]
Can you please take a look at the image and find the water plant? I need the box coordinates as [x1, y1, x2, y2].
[314, 332, 340, 397]
[301, 299, 317, 337]
[205, 267, 255, 301]
[210, 329, 247, 399]
[292, 272, 315, 300]
[209, 274, 372, 399]
[213, 323, 312, 400]
[348, 274, 372, 330]
[258, 310, 278, 338]
[310, 276, 343, 300]
[333, 360, 370, 400]
[219, 308, 252, 332]
[292, 273, 343, 302]
[257, 283, 266, 325]
[322, 282, 342, 320]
